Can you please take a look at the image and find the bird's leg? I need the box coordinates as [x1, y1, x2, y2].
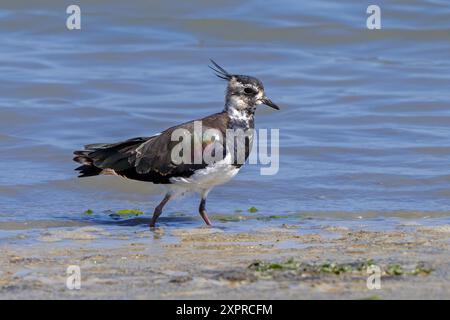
[150, 193, 171, 228]
[199, 196, 212, 226]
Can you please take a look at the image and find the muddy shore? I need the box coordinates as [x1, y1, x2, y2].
[1, 222, 449, 299]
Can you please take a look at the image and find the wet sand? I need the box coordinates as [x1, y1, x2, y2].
[1, 222, 449, 299]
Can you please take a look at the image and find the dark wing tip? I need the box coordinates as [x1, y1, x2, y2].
[209, 59, 232, 81]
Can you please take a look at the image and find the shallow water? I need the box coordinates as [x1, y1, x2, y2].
[1, 1, 450, 239]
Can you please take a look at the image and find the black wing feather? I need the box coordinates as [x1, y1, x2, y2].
[73, 112, 232, 183]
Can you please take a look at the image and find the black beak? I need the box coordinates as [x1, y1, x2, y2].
[261, 97, 280, 110]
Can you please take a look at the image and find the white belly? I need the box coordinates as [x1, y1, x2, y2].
[169, 156, 240, 195]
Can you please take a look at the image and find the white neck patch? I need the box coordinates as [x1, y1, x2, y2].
[227, 106, 253, 122]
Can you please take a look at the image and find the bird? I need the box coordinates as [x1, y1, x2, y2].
[73, 60, 279, 228]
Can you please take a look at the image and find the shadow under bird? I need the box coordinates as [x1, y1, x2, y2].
[73, 60, 280, 227]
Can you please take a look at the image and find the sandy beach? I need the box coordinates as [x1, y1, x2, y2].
[1, 220, 449, 300]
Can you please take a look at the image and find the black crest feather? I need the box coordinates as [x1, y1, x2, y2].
[209, 59, 232, 80]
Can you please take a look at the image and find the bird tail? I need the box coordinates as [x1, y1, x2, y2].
[73, 137, 154, 178]
[73, 144, 108, 177]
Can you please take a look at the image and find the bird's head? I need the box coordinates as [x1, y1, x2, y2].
[209, 60, 280, 115]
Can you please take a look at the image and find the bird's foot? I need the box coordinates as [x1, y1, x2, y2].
[200, 210, 212, 226]
[149, 218, 158, 229]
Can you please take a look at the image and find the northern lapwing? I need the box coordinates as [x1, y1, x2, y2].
[73, 60, 279, 227]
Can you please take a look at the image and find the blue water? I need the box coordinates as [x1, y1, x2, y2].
[1, 0, 450, 236]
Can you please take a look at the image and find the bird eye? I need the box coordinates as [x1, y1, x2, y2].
[244, 87, 256, 95]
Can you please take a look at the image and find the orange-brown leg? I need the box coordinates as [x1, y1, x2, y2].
[150, 193, 171, 228]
